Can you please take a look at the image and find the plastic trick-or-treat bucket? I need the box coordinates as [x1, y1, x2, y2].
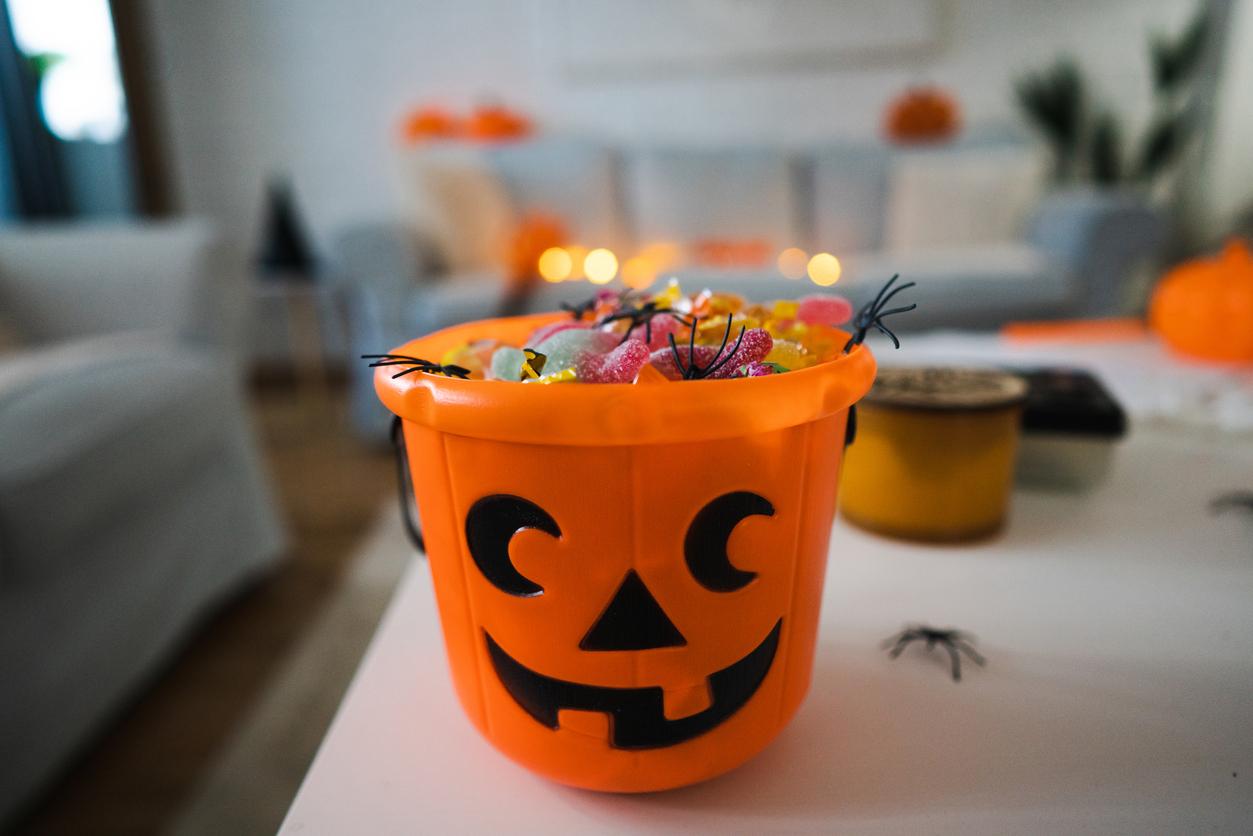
[374, 312, 876, 793]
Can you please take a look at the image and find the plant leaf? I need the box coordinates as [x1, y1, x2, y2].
[1152, 6, 1210, 93]
[1136, 113, 1190, 181]
[1090, 111, 1123, 185]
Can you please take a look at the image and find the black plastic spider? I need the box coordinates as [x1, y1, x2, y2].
[667, 315, 745, 380]
[361, 354, 471, 379]
[1211, 491, 1253, 515]
[883, 624, 986, 682]
[598, 300, 692, 345]
[559, 297, 598, 321]
[843, 273, 918, 353]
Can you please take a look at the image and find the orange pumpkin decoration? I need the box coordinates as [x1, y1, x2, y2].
[884, 86, 961, 144]
[505, 214, 566, 287]
[376, 313, 876, 791]
[465, 103, 533, 142]
[401, 106, 461, 143]
[1149, 239, 1253, 364]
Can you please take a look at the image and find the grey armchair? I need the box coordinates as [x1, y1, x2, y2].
[0, 221, 285, 825]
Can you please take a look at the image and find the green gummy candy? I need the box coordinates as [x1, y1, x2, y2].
[489, 346, 526, 381]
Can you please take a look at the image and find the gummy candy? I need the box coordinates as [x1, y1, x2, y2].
[489, 346, 527, 381]
[733, 361, 781, 377]
[765, 339, 814, 370]
[576, 338, 650, 383]
[639, 313, 688, 351]
[523, 367, 579, 384]
[648, 327, 773, 380]
[534, 328, 619, 373]
[436, 278, 893, 385]
[797, 294, 853, 326]
[440, 339, 499, 379]
[527, 319, 586, 345]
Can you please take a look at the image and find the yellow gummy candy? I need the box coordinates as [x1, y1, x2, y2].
[766, 340, 815, 370]
[522, 367, 578, 385]
[772, 300, 799, 320]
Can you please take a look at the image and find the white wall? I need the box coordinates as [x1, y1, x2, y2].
[146, 0, 1243, 253]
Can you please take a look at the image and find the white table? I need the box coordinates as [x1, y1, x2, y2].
[282, 429, 1253, 834]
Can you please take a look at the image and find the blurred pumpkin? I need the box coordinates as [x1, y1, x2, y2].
[402, 106, 461, 143]
[506, 214, 567, 287]
[466, 103, 532, 142]
[884, 86, 961, 144]
[1149, 239, 1253, 364]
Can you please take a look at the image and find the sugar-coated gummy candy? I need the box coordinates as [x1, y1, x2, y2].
[527, 320, 585, 346]
[648, 327, 773, 379]
[576, 338, 650, 383]
[733, 361, 778, 377]
[535, 328, 618, 372]
[489, 346, 526, 381]
[797, 294, 853, 326]
[639, 313, 688, 350]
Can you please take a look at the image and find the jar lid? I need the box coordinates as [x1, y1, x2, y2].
[866, 366, 1027, 412]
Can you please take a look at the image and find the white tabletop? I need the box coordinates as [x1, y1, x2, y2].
[282, 429, 1253, 835]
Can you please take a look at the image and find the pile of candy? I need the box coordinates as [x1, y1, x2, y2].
[430, 281, 858, 384]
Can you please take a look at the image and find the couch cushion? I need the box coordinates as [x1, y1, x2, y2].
[811, 143, 890, 254]
[624, 147, 802, 256]
[885, 143, 1047, 252]
[669, 242, 1070, 331]
[403, 145, 516, 273]
[486, 140, 628, 252]
[0, 336, 236, 584]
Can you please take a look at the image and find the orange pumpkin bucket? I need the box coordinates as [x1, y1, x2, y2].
[374, 312, 876, 792]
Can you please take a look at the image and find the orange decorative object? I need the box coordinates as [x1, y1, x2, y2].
[465, 103, 533, 142]
[883, 86, 961, 144]
[506, 214, 566, 287]
[401, 106, 461, 143]
[691, 238, 772, 269]
[1002, 318, 1148, 343]
[376, 313, 875, 792]
[1149, 239, 1253, 364]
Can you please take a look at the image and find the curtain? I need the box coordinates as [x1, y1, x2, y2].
[0, 2, 69, 218]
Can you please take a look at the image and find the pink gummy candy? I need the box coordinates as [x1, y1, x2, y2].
[733, 361, 778, 378]
[576, 338, 650, 383]
[648, 327, 773, 380]
[797, 294, 853, 326]
[527, 319, 586, 345]
[639, 313, 688, 351]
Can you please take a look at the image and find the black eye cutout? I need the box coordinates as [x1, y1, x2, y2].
[466, 495, 561, 597]
[685, 491, 775, 592]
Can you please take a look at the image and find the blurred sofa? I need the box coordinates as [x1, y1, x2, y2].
[0, 221, 285, 825]
[333, 135, 1165, 439]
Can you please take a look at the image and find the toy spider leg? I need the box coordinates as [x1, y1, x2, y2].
[843, 273, 918, 353]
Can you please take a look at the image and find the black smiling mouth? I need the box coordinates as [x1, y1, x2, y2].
[484, 619, 782, 750]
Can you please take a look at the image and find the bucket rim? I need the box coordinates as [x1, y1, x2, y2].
[376, 312, 877, 446]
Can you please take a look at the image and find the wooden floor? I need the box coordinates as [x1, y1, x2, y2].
[11, 384, 394, 836]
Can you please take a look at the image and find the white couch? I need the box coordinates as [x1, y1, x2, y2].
[0, 222, 285, 825]
[334, 136, 1165, 439]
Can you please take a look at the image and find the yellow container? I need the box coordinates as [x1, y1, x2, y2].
[840, 367, 1027, 542]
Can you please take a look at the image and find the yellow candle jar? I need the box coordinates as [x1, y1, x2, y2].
[840, 367, 1028, 542]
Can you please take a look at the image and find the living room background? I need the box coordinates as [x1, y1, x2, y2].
[142, 0, 1253, 249]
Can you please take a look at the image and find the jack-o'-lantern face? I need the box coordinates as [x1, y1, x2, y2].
[469, 490, 780, 750]
[412, 425, 847, 792]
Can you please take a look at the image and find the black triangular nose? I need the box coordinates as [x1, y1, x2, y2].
[580, 571, 687, 651]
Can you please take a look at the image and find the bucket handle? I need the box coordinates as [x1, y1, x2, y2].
[390, 416, 425, 553]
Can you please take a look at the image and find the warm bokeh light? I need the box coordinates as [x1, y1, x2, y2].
[584, 248, 618, 284]
[777, 247, 808, 280]
[565, 246, 588, 280]
[537, 247, 572, 283]
[807, 252, 842, 286]
[621, 256, 657, 289]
